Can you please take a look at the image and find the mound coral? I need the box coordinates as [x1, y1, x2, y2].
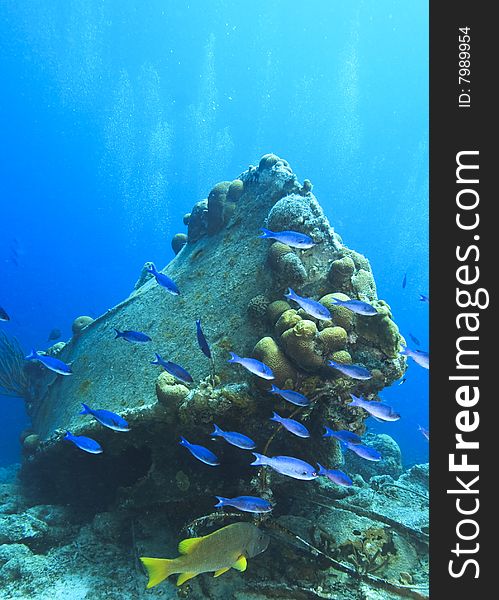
[207, 181, 233, 235]
[252, 337, 297, 387]
[71, 316, 94, 336]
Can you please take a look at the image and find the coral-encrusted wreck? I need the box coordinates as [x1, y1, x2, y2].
[22, 154, 406, 506]
[7, 156, 431, 599]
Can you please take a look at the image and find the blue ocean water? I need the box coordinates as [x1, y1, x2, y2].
[0, 1, 428, 468]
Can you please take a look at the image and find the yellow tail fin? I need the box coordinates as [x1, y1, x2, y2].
[140, 557, 176, 589]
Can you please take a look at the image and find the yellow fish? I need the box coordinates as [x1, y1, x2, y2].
[140, 522, 269, 588]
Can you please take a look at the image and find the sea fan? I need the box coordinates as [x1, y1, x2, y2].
[0, 330, 34, 400]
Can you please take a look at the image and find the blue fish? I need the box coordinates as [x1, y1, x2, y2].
[214, 495, 273, 514]
[345, 442, 382, 462]
[409, 333, 421, 346]
[259, 228, 315, 249]
[284, 288, 331, 320]
[25, 349, 72, 375]
[0, 306, 10, 322]
[268, 384, 310, 406]
[418, 425, 429, 441]
[114, 329, 151, 343]
[79, 403, 130, 432]
[146, 263, 180, 295]
[400, 347, 429, 369]
[317, 464, 353, 487]
[327, 360, 372, 380]
[196, 319, 212, 359]
[64, 431, 102, 454]
[270, 412, 310, 438]
[328, 297, 378, 316]
[402, 273, 407, 289]
[323, 427, 362, 445]
[251, 453, 317, 480]
[151, 353, 193, 383]
[349, 395, 401, 422]
[419, 294, 429, 303]
[179, 436, 219, 466]
[211, 424, 256, 450]
[227, 352, 274, 380]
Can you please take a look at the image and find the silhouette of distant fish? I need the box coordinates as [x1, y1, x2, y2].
[419, 294, 429, 303]
[409, 333, 420, 346]
[402, 273, 407, 288]
[0, 306, 10, 322]
[47, 328, 61, 341]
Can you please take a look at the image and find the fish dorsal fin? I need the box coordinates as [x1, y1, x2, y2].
[176, 572, 197, 586]
[178, 537, 203, 555]
[213, 567, 230, 577]
[232, 555, 247, 572]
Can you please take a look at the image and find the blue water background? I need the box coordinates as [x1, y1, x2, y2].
[0, 1, 428, 467]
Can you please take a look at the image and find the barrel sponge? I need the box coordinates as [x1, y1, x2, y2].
[72, 316, 94, 336]
[207, 181, 232, 235]
[318, 326, 348, 354]
[171, 233, 188, 255]
[267, 300, 291, 326]
[320, 293, 356, 332]
[275, 309, 302, 337]
[328, 256, 356, 289]
[252, 337, 297, 387]
[227, 179, 244, 203]
[281, 320, 323, 371]
[356, 313, 401, 358]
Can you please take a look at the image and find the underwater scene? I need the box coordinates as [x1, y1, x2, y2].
[0, 1, 428, 599]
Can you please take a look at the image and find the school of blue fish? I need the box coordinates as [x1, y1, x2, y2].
[0, 228, 429, 516]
